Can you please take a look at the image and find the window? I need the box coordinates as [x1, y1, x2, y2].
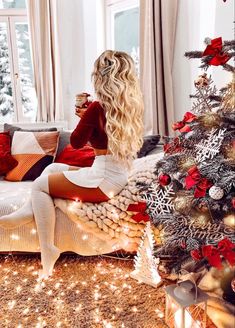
[0, 0, 37, 124]
[106, 0, 139, 74]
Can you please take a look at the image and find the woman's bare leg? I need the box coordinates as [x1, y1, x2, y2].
[0, 163, 78, 229]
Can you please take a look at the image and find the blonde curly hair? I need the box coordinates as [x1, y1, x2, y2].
[92, 50, 144, 168]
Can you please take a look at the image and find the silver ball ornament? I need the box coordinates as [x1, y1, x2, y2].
[209, 186, 224, 200]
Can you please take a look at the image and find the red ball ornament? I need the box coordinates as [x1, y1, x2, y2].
[232, 198, 235, 209]
[159, 173, 171, 186]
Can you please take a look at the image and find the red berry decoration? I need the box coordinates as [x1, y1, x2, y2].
[159, 173, 171, 186]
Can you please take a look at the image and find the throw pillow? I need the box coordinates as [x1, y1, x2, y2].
[5, 131, 60, 181]
[137, 135, 161, 158]
[3, 123, 57, 138]
[4, 123, 70, 158]
[56, 130, 71, 156]
[0, 132, 18, 175]
[55, 144, 95, 167]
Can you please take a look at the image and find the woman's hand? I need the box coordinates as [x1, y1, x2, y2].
[75, 106, 87, 118]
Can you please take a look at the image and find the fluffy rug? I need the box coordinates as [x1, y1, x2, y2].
[0, 254, 216, 328]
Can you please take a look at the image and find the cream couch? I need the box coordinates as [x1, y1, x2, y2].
[0, 151, 163, 255]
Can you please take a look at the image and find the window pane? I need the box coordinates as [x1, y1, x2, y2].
[114, 6, 139, 73]
[0, 22, 14, 124]
[15, 22, 37, 121]
[0, 0, 26, 9]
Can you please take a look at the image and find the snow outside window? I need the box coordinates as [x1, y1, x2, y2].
[0, 0, 37, 124]
[106, 0, 139, 75]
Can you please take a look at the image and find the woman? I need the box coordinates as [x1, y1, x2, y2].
[0, 50, 144, 278]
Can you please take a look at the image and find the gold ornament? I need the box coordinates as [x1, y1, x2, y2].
[223, 213, 235, 229]
[196, 201, 209, 213]
[194, 73, 209, 88]
[153, 225, 164, 245]
[174, 194, 193, 215]
[222, 74, 235, 112]
[223, 142, 235, 165]
[179, 157, 196, 172]
[198, 112, 221, 129]
[191, 211, 211, 227]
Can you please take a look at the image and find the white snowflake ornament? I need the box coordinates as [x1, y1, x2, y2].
[195, 128, 226, 163]
[209, 186, 224, 200]
[141, 183, 175, 218]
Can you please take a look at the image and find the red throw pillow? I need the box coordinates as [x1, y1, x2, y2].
[55, 144, 95, 167]
[0, 131, 18, 175]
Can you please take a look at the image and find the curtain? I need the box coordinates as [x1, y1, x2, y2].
[26, 0, 64, 122]
[140, 0, 178, 136]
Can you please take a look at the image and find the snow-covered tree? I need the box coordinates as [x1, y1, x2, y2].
[0, 24, 13, 118]
[0, 19, 35, 121]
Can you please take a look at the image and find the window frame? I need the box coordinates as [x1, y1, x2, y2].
[0, 7, 34, 123]
[105, 0, 139, 50]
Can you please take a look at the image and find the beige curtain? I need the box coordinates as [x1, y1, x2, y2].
[140, 0, 178, 136]
[26, 0, 64, 122]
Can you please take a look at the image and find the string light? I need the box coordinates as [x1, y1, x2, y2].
[0, 254, 209, 327]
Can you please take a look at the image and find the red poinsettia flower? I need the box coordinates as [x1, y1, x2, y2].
[191, 249, 203, 261]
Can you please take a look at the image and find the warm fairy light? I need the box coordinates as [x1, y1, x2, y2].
[16, 285, 22, 293]
[155, 308, 164, 318]
[27, 265, 35, 272]
[56, 322, 62, 327]
[10, 234, 20, 240]
[55, 282, 60, 289]
[103, 320, 112, 328]
[132, 306, 138, 312]
[30, 229, 37, 235]
[8, 300, 16, 309]
[23, 308, 29, 315]
[75, 305, 81, 312]
[82, 234, 88, 240]
[47, 290, 53, 295]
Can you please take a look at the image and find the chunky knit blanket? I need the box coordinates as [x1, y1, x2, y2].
[55, 153, 163, 252]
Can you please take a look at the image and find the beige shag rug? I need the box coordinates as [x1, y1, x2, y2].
[0, 254, 216, 328]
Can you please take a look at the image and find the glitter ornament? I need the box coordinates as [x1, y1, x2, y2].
[174, 195, 193, 215]
[198, 112, 221, 129]
[223, 214, 235, 229]
[209, 185, 224, 200]
[222, 75, 235, 112]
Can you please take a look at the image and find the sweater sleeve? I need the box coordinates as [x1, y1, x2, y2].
[70, 102, 97, 149]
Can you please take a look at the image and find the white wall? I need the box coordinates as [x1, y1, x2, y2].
[173, 0, 234, 121]
[57, 0, 105, 129]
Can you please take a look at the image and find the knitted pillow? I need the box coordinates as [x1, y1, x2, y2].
[5, 131, 60, 181]
[0, 131, 18, 175]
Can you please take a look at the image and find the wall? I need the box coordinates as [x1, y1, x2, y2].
[173, 0, 234, 121]
[57, 0, 105, 130]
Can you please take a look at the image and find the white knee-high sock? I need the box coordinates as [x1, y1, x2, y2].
[31, 175, 60, 278]
[0, 163, 69, 229]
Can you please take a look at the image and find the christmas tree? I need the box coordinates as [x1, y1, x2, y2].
[130, 222, 162, 287]
[137, 37, 235, 274]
